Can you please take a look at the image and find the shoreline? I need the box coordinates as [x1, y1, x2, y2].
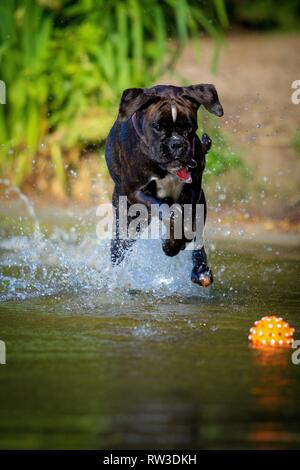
[0, 198, 299, 248]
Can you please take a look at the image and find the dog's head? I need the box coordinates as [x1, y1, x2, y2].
[118, 84, 223, 175]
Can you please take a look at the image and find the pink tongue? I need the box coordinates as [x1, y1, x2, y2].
[176, 167, 192, 183]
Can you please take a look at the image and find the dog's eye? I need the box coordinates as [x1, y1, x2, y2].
[175, 123, 197, 134]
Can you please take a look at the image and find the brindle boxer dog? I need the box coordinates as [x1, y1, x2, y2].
[105, 84, 223, 287]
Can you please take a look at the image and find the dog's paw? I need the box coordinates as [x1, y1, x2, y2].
[162, 238, 185, 257]
[201, 133, 212, 154]
[191, 267, 213, 288]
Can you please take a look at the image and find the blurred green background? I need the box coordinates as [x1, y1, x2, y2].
[0, 0, 299, 202]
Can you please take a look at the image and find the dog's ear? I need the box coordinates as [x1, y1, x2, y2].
[181, 84, 224, 117]
[118, 88, 160, 121]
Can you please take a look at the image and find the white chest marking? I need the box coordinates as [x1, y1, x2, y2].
[151, 174, 183, 201]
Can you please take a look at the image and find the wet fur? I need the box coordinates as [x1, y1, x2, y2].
[105, 84, 223, 287]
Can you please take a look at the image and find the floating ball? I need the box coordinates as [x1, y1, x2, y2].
[248, 316, 295, 348]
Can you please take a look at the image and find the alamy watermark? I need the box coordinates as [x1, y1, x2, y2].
[0, 80, 5, 105]
[0, 340, 6, 365]
[96, 197, 205, 249]
[291, 340, 300, 365]
[291, 80, 300, 104]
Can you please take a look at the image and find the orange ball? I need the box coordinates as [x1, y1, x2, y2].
[248, 316, 295, 348]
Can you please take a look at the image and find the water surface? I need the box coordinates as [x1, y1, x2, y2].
[0, 201, 299, 449]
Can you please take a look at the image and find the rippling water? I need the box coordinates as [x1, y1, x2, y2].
[0, 194, 300, 449]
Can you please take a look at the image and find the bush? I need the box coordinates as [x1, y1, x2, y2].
[225, 0, 300, 31]
[0, 0, 228, 191]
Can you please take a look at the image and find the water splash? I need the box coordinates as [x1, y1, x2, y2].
[0, 178, 41, 240]
[0, 185, 207, 303]
[0, 231, 205, 303]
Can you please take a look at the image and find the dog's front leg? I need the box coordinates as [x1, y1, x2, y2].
[191, 247, 213, 287]
[111, 189, 136, 266]
[111, 189, 166, 266]
[130, 190, 175, 222]
[190, 190, 213, 287]
[130, 190, 188, 259]
[111, 216, 137, 266]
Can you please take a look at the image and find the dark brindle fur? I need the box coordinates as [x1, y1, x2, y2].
[105, 84, 223, 287]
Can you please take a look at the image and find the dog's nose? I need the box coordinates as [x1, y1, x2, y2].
[170, 137, 184, 151]
[171, 141, 183, 150]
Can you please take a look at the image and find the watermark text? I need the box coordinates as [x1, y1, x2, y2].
[0, 340, 6, 365]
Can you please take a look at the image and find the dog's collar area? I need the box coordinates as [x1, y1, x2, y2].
[187, 158, 197, 168]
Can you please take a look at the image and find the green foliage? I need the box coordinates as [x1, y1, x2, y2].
[199, 114, 243, 177]
[48, 0, 226, 141]
[294, 134, 300, 155]
[0, 0, 229, 188]
[0, 0, 53, 180]
[226, 0, 300, 31]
